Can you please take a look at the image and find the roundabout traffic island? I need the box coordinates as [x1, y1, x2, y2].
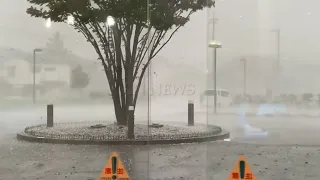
[16, 121, 230, 145]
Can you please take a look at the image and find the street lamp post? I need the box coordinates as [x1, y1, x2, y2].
[240, 58, 247, 101]
[33, 48, 43, 104]
[208, 40, 222, 114]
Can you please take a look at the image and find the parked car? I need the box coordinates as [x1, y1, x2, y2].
[200, 88, 233, 107]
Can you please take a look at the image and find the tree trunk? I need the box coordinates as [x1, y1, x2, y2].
[126, 66, 135, 139]
[110, 65, 135, 136]
[112, 91, 127, 126]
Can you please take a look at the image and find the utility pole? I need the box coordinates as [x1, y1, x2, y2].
[209, 41, 222, 115]
[32, 48, 43, 104]
[271, 29, 280, 99]
[33, 50, 36, 104]
[240, 58, 247, 100]
[276, 29, 280, 94]
[207, 7, 220, 114]
[213, 48, 217, 114]
[212, 11, 216, 89]
[207, 9, 218, 89]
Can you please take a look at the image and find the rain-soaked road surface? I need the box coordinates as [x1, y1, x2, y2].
[1, 135, 320, 180]
[0, 103, 320, 179]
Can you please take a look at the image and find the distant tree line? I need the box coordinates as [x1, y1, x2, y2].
[70, 65, 90, 89]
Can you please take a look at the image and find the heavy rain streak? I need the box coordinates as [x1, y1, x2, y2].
[0, 0, 319, 179]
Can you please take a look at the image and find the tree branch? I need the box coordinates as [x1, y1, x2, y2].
[150, 11, 194, 59]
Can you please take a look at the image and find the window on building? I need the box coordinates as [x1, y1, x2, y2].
[7, 66, 16, 77]
[44, 67, 56, 71]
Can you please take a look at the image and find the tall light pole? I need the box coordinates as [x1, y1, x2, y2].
[240, 57, 247, 100]
[208, 40, 222, 114]
[271, 28, 280, 97]
[207, 8, 219, 89]
[33, 48, 43, 104]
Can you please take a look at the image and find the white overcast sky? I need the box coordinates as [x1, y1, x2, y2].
[1, 0, 320, 71]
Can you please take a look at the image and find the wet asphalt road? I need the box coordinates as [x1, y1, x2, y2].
[1, 135, 320, 180]
[1, 104, 320, 179]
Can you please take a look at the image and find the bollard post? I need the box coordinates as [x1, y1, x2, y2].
[188, 100, 194, 126]
[47, 104, 54, 127]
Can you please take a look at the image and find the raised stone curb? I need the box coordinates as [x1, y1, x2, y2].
[16, 130, 230, 145]
[17, 121, 230, 145]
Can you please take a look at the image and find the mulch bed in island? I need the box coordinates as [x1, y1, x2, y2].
[23, 121, 222, 141]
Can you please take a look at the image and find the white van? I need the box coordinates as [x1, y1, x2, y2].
[200, 89, 233, 107]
